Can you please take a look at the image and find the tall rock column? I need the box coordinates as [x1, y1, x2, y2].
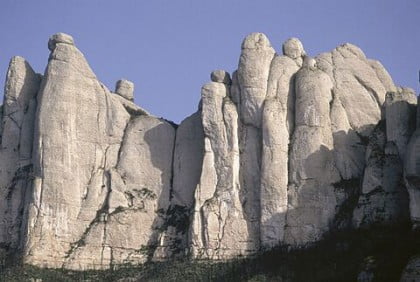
[191, 72, 252, 259]
[0, 57, 41, 254]
[405, 95, 420, 229]
[353, 88, 416, 228]
[237, 33, 275, 250]
[153, 111, 204, 259]
[285, 57, 340, 245]
[260, 38, 303, 248]
[385, 88, 417, 160]
[25, 33, 131, 268]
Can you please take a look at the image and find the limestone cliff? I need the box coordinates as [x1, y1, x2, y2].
[0, 32, 418, 273]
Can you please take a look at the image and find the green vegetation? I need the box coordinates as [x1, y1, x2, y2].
[1, 225, 418, 281]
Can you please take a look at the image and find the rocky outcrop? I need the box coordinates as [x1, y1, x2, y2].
[405, 94, 420, 229]
[115, 79, 134, 101]
[260, 39, 302, 248]
[17, 33, 176, 269]
[0, 56, 41, 254]
[286, 57, 341, 245]
[27, 33, 132, 268]
[0, 32, 418, 271]
[154, 111, 204, 259]
[190, 78, 250, 259]
[352, 122, 410, 227]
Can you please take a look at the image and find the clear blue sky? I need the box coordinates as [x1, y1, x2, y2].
[1, 0, 419, 123]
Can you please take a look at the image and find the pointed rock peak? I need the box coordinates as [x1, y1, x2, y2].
[302, 55, 317, 70]
[9, 55, 26, 65]
[48, 32, 75, 51]
[282, 37, 306, 59]
[8, 56, 36, 73]
[210, 70, 231, 84]
[7, 56, 34, 77]
[336, 43, 366, 59]
[5, 56, 39, 100]
[241, 32, 272, 50]
[115, 79, 134, 101]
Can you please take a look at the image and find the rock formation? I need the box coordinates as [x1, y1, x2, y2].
[0, 32, 418, 276]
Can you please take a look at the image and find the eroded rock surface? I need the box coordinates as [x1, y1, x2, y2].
[191, 81, 252, 258]
[0, 32, 418, 270]
[0, 56, 41, 254]
[405, 95, 420, 229]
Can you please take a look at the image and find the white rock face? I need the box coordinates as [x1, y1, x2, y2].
[171, 112, 204, 208]
[154, 111, 204, 259]
[26, 35, 132, 268]
[237, 32, 275, 127]
[316, 43, 391, 136]
[235, 33, 276, 252]
[260, 51, 300, 248]
[283, 38, 306, 65]
[0, 32, 418, 270]
[0, 56, 41, 253]
[260, 98, 288, 247]
[115, 79, 134, 101]
[191, 81, 252, 259]
[48, 32, 75, 51]
[17, 33, 176, 269]
[285, 64, 340, 245]
[211, 70, 231, 84]
[64, 115, 175, 269]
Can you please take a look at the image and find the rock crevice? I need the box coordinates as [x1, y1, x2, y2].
[0, 32, 418, 272]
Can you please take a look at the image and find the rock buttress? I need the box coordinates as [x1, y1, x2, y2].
[0, 57, 41, 257]
[190, 78, 251, 259]
[0, 31, 418, 270]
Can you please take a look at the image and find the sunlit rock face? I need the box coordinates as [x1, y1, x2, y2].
[0, 32, 417, 270]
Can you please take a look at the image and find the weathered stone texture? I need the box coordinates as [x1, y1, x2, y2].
[26, 35, 132, 268]
[115, 79, 134, 101]
[285, 63, 340, 245]
[0, 32, 418, 270]
[260, 47, 301, 248]
[405, 96, 420, 229]
[0, 56, 41, 253]
[191, 81, 252, 259]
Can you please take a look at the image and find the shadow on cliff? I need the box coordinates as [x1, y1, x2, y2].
[262, 124, 410, 248]
[2, 225, 416, 281]
[0, 111, 416, 280]
[142, 121, 178, 261]
[234, 124, 413, 280]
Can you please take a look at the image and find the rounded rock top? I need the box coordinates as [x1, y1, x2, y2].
[210, 70, 231, 84]
[241, 32, 272, 49]
[115, 79, 134, 101]
[337, 43, 366, 59]
[303, 56, 317, 69]
[282, 38, 305, 59]
[48, 33, 75, 51]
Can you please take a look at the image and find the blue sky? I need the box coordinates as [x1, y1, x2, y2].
[1, 0, 419, 123]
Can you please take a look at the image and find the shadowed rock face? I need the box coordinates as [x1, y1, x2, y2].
[0, 32, 418, 273]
